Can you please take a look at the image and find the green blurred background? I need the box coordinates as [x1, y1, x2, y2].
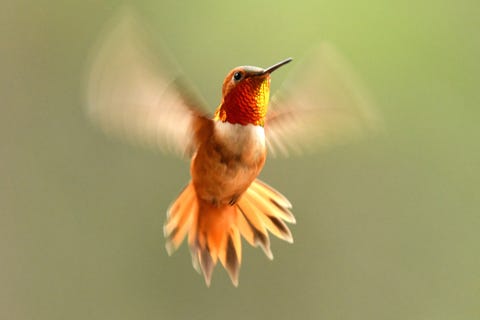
[1, 1, 479, 319]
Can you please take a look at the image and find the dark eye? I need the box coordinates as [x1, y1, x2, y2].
[233, 71, 243, 81]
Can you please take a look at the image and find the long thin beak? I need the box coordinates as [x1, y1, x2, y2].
[263, 57, 293, 74]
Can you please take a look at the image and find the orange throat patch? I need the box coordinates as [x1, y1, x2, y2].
[214, 77, 270, 126]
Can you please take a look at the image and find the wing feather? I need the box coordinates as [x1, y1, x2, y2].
[86, 11, 210, 158]
[266, 43, 381, 157]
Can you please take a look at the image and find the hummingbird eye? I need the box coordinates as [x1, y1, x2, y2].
[233, 71, 243, 81]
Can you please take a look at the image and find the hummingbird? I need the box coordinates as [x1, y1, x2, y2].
[86, 13, 378, 286]
[165, 59, 296, 287]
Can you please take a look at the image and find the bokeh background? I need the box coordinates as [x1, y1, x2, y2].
[1, 1, 479, 319]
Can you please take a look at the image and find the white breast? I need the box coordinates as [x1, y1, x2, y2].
[214, 121, 265, 156]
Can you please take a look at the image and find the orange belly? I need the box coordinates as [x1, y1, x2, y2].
[191, 137, 266, 205]
[190, 121, 266, 205]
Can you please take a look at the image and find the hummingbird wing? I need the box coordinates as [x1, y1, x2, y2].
[265, 43, 381, 157]
[85, 11, 210, 158]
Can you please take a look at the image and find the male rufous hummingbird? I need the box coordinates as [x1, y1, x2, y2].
[86, 13, 377, 286]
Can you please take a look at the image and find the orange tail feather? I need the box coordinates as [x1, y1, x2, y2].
[164, 179, 295, 286]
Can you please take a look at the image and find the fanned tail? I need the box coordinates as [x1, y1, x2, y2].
[236, 179, 295, 259]
[164, 179, 295, 286]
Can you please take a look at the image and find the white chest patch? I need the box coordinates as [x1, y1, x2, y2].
[214, 122, 265, 156]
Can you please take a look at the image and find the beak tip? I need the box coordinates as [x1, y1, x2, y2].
[264, 57, 293, 74]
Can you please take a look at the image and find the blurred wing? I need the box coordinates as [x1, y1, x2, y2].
[86, 11, 210, 158]
[266, 43, 381, 157]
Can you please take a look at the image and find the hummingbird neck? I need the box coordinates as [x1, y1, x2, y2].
[214, 77, 270, 126]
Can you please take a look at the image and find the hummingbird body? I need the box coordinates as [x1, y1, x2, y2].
[191, 122, 266, 205]
[189, 64, 278, 206]
[164, 61, 295, 286]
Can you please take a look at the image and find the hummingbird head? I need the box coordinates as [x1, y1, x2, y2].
[214, 58, 292, 126]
